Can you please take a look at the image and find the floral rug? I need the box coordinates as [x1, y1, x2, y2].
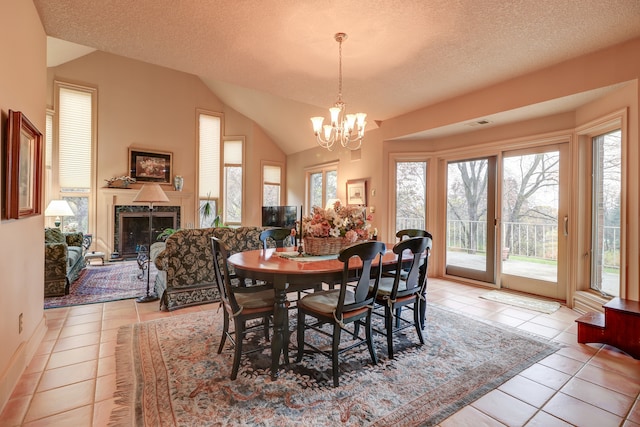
[110, 303, 559, 426]
[44, 261, 156, 309]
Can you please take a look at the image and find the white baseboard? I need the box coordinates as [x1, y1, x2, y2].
[0, 315, 47, 414]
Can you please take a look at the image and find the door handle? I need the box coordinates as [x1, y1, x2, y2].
[563, 216, 568, 237]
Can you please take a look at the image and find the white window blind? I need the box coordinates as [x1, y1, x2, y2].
[199, 114, 221, 199]
[263, 165, 281, 184]
[59, 87, 92, 190]
[224, 140, 243, 165]
[45, 112, 53, 169]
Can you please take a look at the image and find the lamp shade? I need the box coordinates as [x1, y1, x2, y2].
[45, 200, 74, 217]
[133, 183, 170, 204]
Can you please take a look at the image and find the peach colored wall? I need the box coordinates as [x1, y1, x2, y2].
[47, 51, 286, 253]
[0, 0, 47, 411]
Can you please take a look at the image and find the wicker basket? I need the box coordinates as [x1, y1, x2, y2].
[303, 236, 347, 256]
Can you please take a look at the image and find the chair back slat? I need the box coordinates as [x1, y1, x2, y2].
[337, 241, 386, 314]
[396, 228, 432, 241]
[259, 227, 294, 249]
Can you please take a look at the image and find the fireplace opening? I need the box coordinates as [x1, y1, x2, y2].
[114, 205, 180, 258]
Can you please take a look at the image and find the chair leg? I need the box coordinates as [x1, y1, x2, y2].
[218, 311, 229, 354]
[419, 292, 427, 330]
[413, 300, 425, 345]
[263, 315, 270, 342]
[332, 325, 342, 387]
[395, 307, 402, 328]
[385, 305, 394, 359]
[365, 313, 378, 365]
[231, 319, 244, 380]
[296, 310, 305, 362]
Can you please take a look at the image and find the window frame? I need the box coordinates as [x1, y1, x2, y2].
[261, 161, 285, 207]
[222, 136, 245, 226]
[305, 161, 338, 214]
[52, 81, 98, 234]
[196, 109, 223, 228]
[574, 110, 627, 306]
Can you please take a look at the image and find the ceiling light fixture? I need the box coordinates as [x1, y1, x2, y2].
[310, 32, 367, 151]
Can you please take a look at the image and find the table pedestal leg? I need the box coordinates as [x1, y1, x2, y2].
[271, 277, 289, 380]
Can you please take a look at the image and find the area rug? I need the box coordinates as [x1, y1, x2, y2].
[44, 261, 156, 309]
[110, 303, 559, 426]
[480, 290, 561, 314]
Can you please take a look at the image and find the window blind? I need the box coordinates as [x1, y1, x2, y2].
[263, 165, 281, 184]
[199, 114, 221, 199]
[59, 87, 92, 190]
[224, 140, 243, 165]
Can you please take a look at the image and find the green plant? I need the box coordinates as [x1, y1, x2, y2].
[157, 228, 179, 241]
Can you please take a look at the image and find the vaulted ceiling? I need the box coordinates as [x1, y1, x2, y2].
[34, 0, 640, 154]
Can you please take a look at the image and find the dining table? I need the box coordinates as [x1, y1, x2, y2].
[227, 244, 420, 380]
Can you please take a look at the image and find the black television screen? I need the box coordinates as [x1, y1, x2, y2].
[262, 206, 297, 228]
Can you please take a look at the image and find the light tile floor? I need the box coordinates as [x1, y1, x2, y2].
[2, 278, 640, 426]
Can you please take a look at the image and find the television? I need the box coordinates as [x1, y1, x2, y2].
[262, 206, 298, 228]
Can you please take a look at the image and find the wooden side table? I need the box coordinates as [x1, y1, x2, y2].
[85, 251, 105, 265]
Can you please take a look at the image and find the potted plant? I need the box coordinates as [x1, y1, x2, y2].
[200, 192, 224, 228]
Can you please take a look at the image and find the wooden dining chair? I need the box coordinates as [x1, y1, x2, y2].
[372, 236, 432, 359]
[259, 227, 294, 249]
[211, 236, 286, 380]
[296, 240, 386, 387]
[260, 227, 322, 298]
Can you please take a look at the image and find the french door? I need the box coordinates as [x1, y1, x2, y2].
[445, 145, 568, 299]
[445, 157, 497, 283]
[500, 144, 569, 300]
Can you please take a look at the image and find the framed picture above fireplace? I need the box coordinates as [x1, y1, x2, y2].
[129, 148, 172, 184]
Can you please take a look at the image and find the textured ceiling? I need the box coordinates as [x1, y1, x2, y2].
[34, 0, 640, 154]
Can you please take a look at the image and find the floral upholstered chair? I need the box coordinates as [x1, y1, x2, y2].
[44, 228, 88, 297]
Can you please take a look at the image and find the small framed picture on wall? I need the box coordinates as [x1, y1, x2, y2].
[346, 179, 367, 206]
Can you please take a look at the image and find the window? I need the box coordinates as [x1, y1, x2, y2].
[198, 111, 221, 227]
[591, 129, 621, 296]
[394, 161, 427, 234]
[306, 163, 337, 212]
[53, 82, 96, 233]
[223, 138, 244, 225]
[263, 163, 283, 206]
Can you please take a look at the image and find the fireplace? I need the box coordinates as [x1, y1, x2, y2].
[114, 205, 180, 258]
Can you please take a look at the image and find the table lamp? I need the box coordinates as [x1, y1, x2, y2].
[133, 183, 170, 303]
[45, 199, 74, 229]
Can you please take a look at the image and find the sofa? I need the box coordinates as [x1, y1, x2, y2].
[44, 228, 88, 297]
[152, 226, 269, 311]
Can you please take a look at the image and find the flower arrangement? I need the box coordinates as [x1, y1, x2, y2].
[302, 201, 371, 244]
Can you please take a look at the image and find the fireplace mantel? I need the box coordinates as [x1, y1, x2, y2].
[97, 188, 195, 256]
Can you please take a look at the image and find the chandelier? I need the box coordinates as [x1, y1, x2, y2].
[310, 33, 367, 151]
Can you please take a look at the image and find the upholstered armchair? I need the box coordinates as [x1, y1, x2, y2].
[44, 228, 88, 297]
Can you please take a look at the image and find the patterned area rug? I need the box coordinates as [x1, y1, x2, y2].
[44, 261, 156, 309]
[480, 290, 561, 314]
[111, 303, 559, 426]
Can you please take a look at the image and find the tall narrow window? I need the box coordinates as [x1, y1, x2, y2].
[306, 163, 337, 212]
[198, 112, 221, 227]
[224, 138, 244, 225]
[395, 161, 427, 234]
[592, 129, 621, 296]
[55, 83, 96, 233]
[263, 164, 282, 206]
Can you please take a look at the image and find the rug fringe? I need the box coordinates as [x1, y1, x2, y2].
[109, 324, 137, 427]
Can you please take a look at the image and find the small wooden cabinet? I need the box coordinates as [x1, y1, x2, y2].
[575, 297, 640, 359]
